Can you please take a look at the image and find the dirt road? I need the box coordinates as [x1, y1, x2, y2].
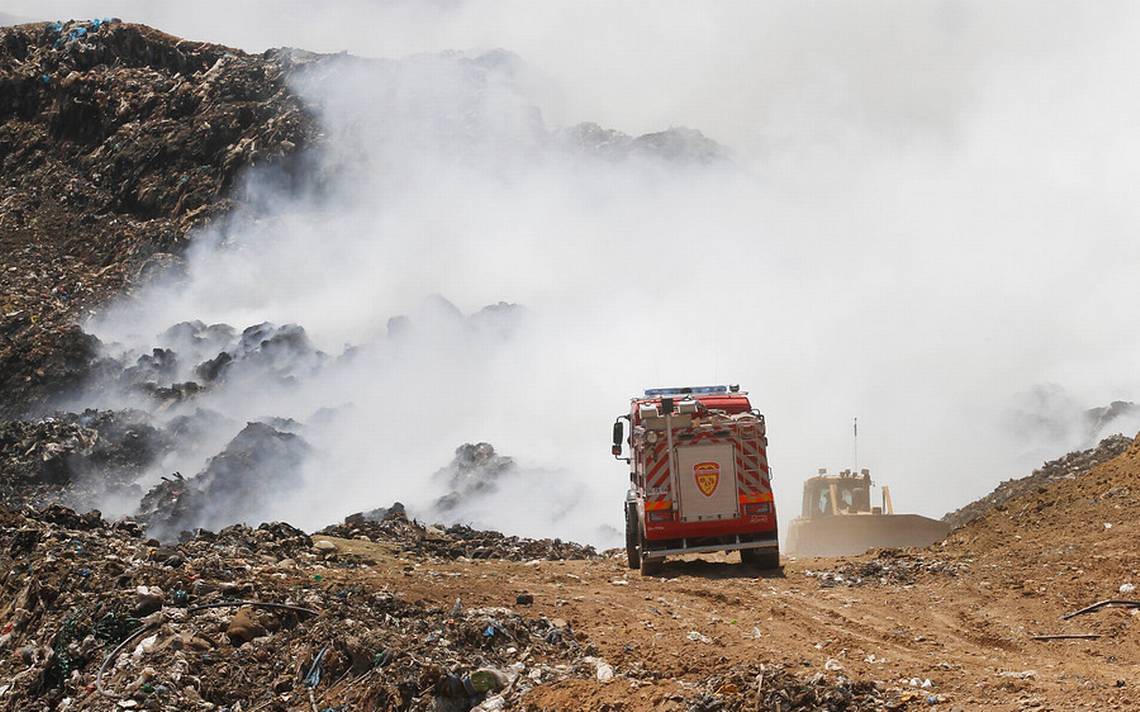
[316, 534, 1139, 711]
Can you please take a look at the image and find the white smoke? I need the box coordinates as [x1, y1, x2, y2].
[17, 1, 1140, 543]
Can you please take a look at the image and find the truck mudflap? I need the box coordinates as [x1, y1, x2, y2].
[642, 533, 778, 560]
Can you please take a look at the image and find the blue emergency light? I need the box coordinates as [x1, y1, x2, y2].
[644, 385, 730, 397]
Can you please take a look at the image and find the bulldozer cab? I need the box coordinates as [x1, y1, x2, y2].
[801, 469, 876, 519]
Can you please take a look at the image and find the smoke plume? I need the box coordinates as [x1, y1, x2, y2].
[13, 1, 1140, 543]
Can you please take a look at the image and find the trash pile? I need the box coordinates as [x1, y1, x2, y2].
[0, 409, 171, 510]
[681, 663, 898, 711]
[1, 386, 584, 554]
[0, 18, 731, 423]
[0, 404, 314, 537]
[322, 504, 599, 562]
[0, 20, 316, 417]
[75, 320, 332, 410]
[804, 549, 964, 588]
[138, 421, 312, 538]
[0, 506, 600, 711]
[432, 443, 517, 513]
[558, 122, 728, 165]
[943, 434, 1134, 529]
[0, 319, 333, 535]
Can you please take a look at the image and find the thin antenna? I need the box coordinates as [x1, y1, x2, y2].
[853, 417, 858, 472]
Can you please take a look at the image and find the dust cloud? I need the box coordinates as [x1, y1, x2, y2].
[15, 1, 1140, 544]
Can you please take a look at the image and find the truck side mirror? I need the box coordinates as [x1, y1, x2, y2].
[611, 420, 624, 456]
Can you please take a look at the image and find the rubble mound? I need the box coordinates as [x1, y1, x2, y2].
[432, 442, 517, 512]
[1086, 400, 1139, 439]
[803, 549, 964, 588]
[559, 122, 729, 164]
[0, 408, 170, 509]
[0, 20, 315, 416]
[140, 421, 311, 537]
[0, 506, 594, 711]
[943, 433, 1134, 529]
[323, 503, 599, 561]
[937, 433, 1140, 611]
[684, 663, 895, 711]
[92, 320, 329, 408]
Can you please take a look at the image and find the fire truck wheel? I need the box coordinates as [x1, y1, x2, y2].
[624, 502, 640, 569]
[741, 548, 781, 570]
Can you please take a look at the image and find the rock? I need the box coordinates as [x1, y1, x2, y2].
[595, 662, 614, 682]
[226, 607, 268, 645]
[133, 586, 164, 616]
[313, 540, 337, 552]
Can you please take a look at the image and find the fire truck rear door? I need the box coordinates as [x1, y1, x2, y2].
[675, 443, 739, 522]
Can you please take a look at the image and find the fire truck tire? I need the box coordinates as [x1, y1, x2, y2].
[624, 502, 640, 569]
[741, 548, 781, 570]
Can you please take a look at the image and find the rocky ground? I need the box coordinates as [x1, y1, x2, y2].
[6, 430, 1140, 710]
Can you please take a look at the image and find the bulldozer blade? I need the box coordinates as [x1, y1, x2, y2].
[785, 514, 950, 558]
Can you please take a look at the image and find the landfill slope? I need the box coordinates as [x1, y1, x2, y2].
[942, 433, 1134, 529]
[0, 20, 315, 416]
[941, 433, 1140, 597]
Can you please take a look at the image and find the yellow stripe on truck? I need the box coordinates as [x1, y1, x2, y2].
[644, 501, 673, 511]
[738, 493, 774, 503]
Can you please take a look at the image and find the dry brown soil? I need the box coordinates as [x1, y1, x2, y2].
[311, 529, 1139, 711]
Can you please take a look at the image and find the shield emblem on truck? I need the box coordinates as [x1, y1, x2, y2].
[693, 461, 720, 497]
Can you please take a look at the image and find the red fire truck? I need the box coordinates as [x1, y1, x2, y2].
[612, 385, 779, 574]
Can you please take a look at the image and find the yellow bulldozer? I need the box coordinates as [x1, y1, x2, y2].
[785, 468, 950, 558]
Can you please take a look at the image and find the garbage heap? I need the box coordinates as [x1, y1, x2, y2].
[0, 405, 312, 541]
[322, 503, 599, 562]
[140, 421, 312, 539]
[683, 662, 899, 711]
[0, 20, 316, 417]
[0, 409, 170, 511]
[431, 443, 518, 514]
[0, 506, 595, 711]
[803, 549, 965, 588]
[942, 433, 1134, 529]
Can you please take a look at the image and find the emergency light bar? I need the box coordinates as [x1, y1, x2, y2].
[644, 385, 730, 397]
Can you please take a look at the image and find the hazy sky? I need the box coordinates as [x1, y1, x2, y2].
[13, 1, 1140, 542]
